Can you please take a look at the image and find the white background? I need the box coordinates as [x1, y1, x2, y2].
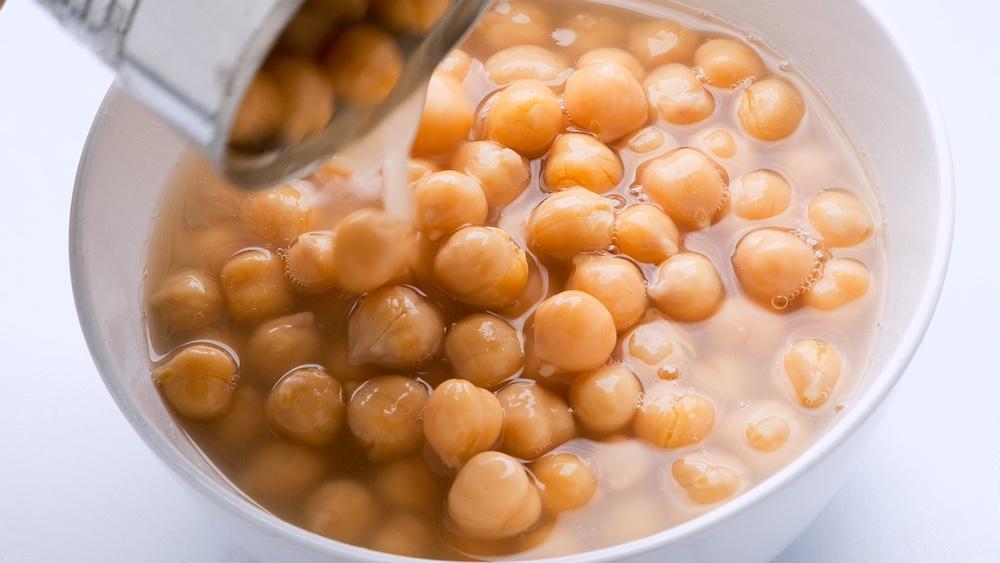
[0, 0, 998, 561]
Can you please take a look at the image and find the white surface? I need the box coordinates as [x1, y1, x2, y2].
[0, 1, 996, 562]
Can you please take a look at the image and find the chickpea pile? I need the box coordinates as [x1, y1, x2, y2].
[149, 0, 884, 558]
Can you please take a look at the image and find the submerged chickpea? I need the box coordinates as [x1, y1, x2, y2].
[533, 290, 617, 373]
[566, 255, 646, 330]
[484, 80, 564, 158]
[645, 64, 715, 125]
[332, 209, 416, 294]
[240, 184, 309, 245]
[558, 12, 626, 56]
[424, 379, 504, 468]
[615, 204, 681, 264]
[736, 170, 791, 220]
[531, 453, 597, 513]
[245, 312, 322, 387]
[407, 158, 439, 183]
[804, 258, 871, 310]
[266, 366, 344, 447]
[347, 375, 430, 460]
[219, 249, 294, 324]
[564, 62, 648, 142]
[373, 457, 441, 513]
[477, 1, 551, 50]
[745, 415, 791, 452]
[702, 128, 736, 159]
[240, 441, 325, 500]
[498, 381, 575, 459]
[372, 513, 434, 557]
[732, 228, 819, 306]
[485, 46, 569, 84]
[413, 171, 488, 235]
[267, 57, 335, 143]
[570, 364, 642, 433]
[648, 253, 725, 322]
[578, 47, 644, 79]
[437, 48, 472, 80]
[808, 189, 874, 247]
[634, 387, 715, 448]
[325, 23, 403, 107]
[230, 72, 285, 147]
[738, 78, 806, 141]
[304, 480, 378, 544]
[348, 286, 444, 369]
[543, 133, 623, 193]
[150, 269, 222, 332]
[448, 451, 542, 539]
[285, 232, 336, 293]
[783, 338, 841, 408]
[694, 38, 764, 88]
[527, 188, 615, 260]
[627, 20, 700, 67]
[626, 320, 688, 365]
[154, 344, 237, 420]
[450, 141, 530, 207]
[413, 74, 475, 155]
[211, 386, 266, 455]
[640, 148, 729, 231]
[445, 314, 523, 390]
[671, 458, 741, 504]
[433, 226, 530, 308]
[372, 0, 449, 34]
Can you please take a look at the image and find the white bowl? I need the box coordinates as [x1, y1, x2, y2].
[70, 0, 953, 561]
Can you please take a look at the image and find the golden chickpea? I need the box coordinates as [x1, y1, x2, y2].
[627, 20, 700, 67]
[745, 415, 791, 452]
[239, 442, 326, 500]
[275, 1, 345, 58]
[348, 286, 444, 369]
[484, 80, 563, 158]
[245, 312, 322, 387]
[212, 386, 267, 454]
[445, 314, 523, 390]
[615, 204, 681, 264]
[566, 255, 646, 330]
[476, 1, 551, 51]
[577, 47, 645, 79]
[325, 23, 403, 107]
[639, 148, 728, 231]
[564, 62, 648, 143]
[808, 189, 874, 247]
[285, 232, 336, 293]
[332, 208, 416, 294]
[347, 375, 430, 460]
[372, 0, 449, 34]
[433, 226, 530, 308]
[784, 338, 841, 408]
[437, 48, 472, 80]
[497, 381, 575, 459]
[485, 46, 569, 84]
[230, 72, 285, 147]
[219, 249, 294, 323]
[149, 269, 222, 332]
[450, 141, 530, 207]
[153, 344, 237, 420]
[558, 12, 626, 56]
[633, 387, 715, 448]
[732, 228, 819, 307]
[303, 480, 378, 544]
[531, 453, 597, 513]
[371, 513, 434, 557]
[407, 157, 439, 183]
[671, 458, 741, 504]
[738, 78, 806, 141]
[570, 364, 642, 433]
[240, 184, 310, 245]
[702, 128, 736, 159]
[694, 38, 765, 88]
[626, 320, 689, 365]
[804, 258, 871, 310]
[648, 253, 725, 322]
[447, 451, 542, 539]
[267, 57, 335, 143]
[526, 188, 615, 260]
[373, 457, 440, 512]
[543, 133, 623, 193]
[413, 171, 487, 235]
[413, 74, 475, 155]
[645, 64, 715, 125]
[736, 169, 791, 220]
[266, 366, 344, 447]
[624, 126, 671, 154]
[533, 290, 617, 373]
[424, 379, 504, 468]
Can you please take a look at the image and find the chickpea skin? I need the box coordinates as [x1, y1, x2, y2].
[640, 148, 729, 231]
[332, 208, 416, 294]
[477, 2, 551, 51]
[266, 366, 344, 447]
[304, 480, 378, 544]
[615, 204, 681, 264]
[784, 338, 841, 408]
[627, 20, 700, 67]
[240, 442, 325, 500]
[485, 46, 569, 84]
[804, 258, 871, 310]
[648, 253, 725, 322]
[498, 381, 575, 459]
[373, 457, 441, 513]
[347, 375, 430, 460]
[325, 23, 403, 107]
[229, 72, 285, 147]
[570, 364, 642, 433]
[736, 169, 792, 220]
[738, 78, 806, 141]
[348, 286, 444, 369]
[808, 189, 874, 247]
[372, 0, 449, 35]
[437, 49, 472, 80]
[285, 232, 337, 293]
[693, 38, 765, 88]
[219, 249, 294, 324]
[533, 290, 617, 373]
[645, 64, 715, 125]
[702, 128, 736, 159]
[245, 312, 322, 387]
[433, 226, 529, 309]
[531, 453, 597, 513]
[413, 74, 475, 155]
[449, 451, 542, 539]
[153, 344, 237, 420]
[267, 57, 335, 143]
[445, 314, 524, 390]
[564, 62, 648, 143]
[484, 80, 564, 158]
[566, 255, 646, 330]
[450, 141, 530, 207]
[424, 379, 504, 468]
[746, 415, 791, 452]
[671, 458, 741, 504]
[527, 188, 615, 260]
[544, 133, 624, 193]
[634, 387, 715, 448]
[372, 513, 434, 557]
[732, 228, 819, 306]
[240, 184, 309, 245]
[150, 269, 222, 332]
[578, 47, 645, 79]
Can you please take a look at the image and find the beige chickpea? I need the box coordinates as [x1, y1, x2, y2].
[533, 290, 617, 373]
[239, 441, 326, 500]
[154, 344, 237, 420]
[347, 375, 430, 460]
[625, 126, 671, 153]
[564, 62, 648, 143]
[557, 11, 625, 56]
[448, 451, 541, 539]
[266, 366, 344, 447]
[212, 386, 267, 455]
[371, 513, 434, 557]
[150, 269, 222, 332]
[445, 314, 523, 390]
[694, 38, 765, 88]
[373, 457, 441, 513]
[633, 387, 715, 448]
[745, 415, 791, 452]
[736, 169, 791, 220]
[639, 148, 728, 231]
[372, 0, 448, 34]
[476, 2, 551, 51]
[332, 208, 416, 294]
[566, 255, 646, 330]
[437, 48, 472, 80]
[738, 78, 806, 141]
[570, 364, 642, 433]
[219, 249, 294, 324]
[413, 171, 487, 235]
[615, 204, 681, 264]
[804, 258, 871, 310]
[407, 158, 439, 183]
[484, 80, 563, 158]
[531, 453, 597, 513]
[732, 228, 819, 307]
[808, 189, 874, 247]
[648, 252, 725, 322]
[627, 20, 700, 67]
[433, 226, 530, 308]
[424, 379, 504, 468]
[267, 57, 335, 143]
[240, 184, 310, 245]
[784, 338, 841, 408]
[626, 320, 690, 365]
[245, 312, 322, 387]
[578, 47, 645, 80]
[413, 73, 475, 155]
[230, 72, 285, 147]
[325, 23, 403, 107]
[450, 141, 530, 207]
[702, 128, 737, 159]
[543, 133, 624, 193]
[645, 64, 715, 125]
[485, 46, 569, 84]
[348, 286, 444, 369]
[274, 1, 347, 58]
[178, 224, 247, 274]
[304, 480, 378, 544]
[497, 381, 575, 459]
[285, 232, 337, 293]
[671, 458, 741, 504]
[527, 188, 615, 260]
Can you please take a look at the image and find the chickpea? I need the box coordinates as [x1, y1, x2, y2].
[564, 62, 648, 143]
[149, 269, 222, 332]
[639, 148, 728, 231]
[209, 386, 266, 456]
[285, 232, 336, 293]
[348, 286, 444, 369]
[627, 20, 700, 67]
[424, 379, 504, 468]
[304, 480, 378, 544]
[437, 48, 472, 80]
[526, 188, 615, 260]
[371, 513, 434, 557]
[413, 74, 475, 155]
[531, 453, 597, 513]
[671, 458, 740, 504]
[229, 72, 285, 147]
[626, 320, 689, 365]
[746, 415, 791, 452]
[694, 38, 764, 88]
[274, 1, 345, 58]
[413, 171, 487, 235]
[485, 46, 569, 84]
[732, 228, 819, 307]
[633, 387, 715, 448]
[577, 47, 644, 80]
[702, 128, 736, 159]
[407, 158, 439, 183]
[447, 451, 542, 539]
[559, 12, 626, 57]
[624, 126, 671, 154]
[245, 312, 322, 387]
[533, 290, 617, 373]
[332, 208, 416, 294]
[648, 253, 725, 322]
[267, 57, 335, 143]
[266, 366, 344, 447]
[373, 457, 440, 512]
[735, 169, 791, 220]
[153, 344, 237, 420]
[808, 189, 874, 247]
[615, 204, 681, 264]
[240, 442, 325, 500]
[543, 133, 623, 193]
[784, 338, 841, 408]
[240, 184, 310, 245]
[566, 255, 646, 330]
[804, 258, 871, 310]
[476, 2, 551, 51]
[450, 141, 530, 207]
[347, 375, 429, 460]
[484, 80, 563, 158]
[433, 226, 530, 308]
[497, 381, 575, 459]
[570, 364, 642, 433]
[645, 64, 715, 125]
[325, 23, 403, 107]
[738, 78, 805, 141]
[372, 0, 449, 35]
[219, 249, 294, 323]
[445, 314, 523, 390]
